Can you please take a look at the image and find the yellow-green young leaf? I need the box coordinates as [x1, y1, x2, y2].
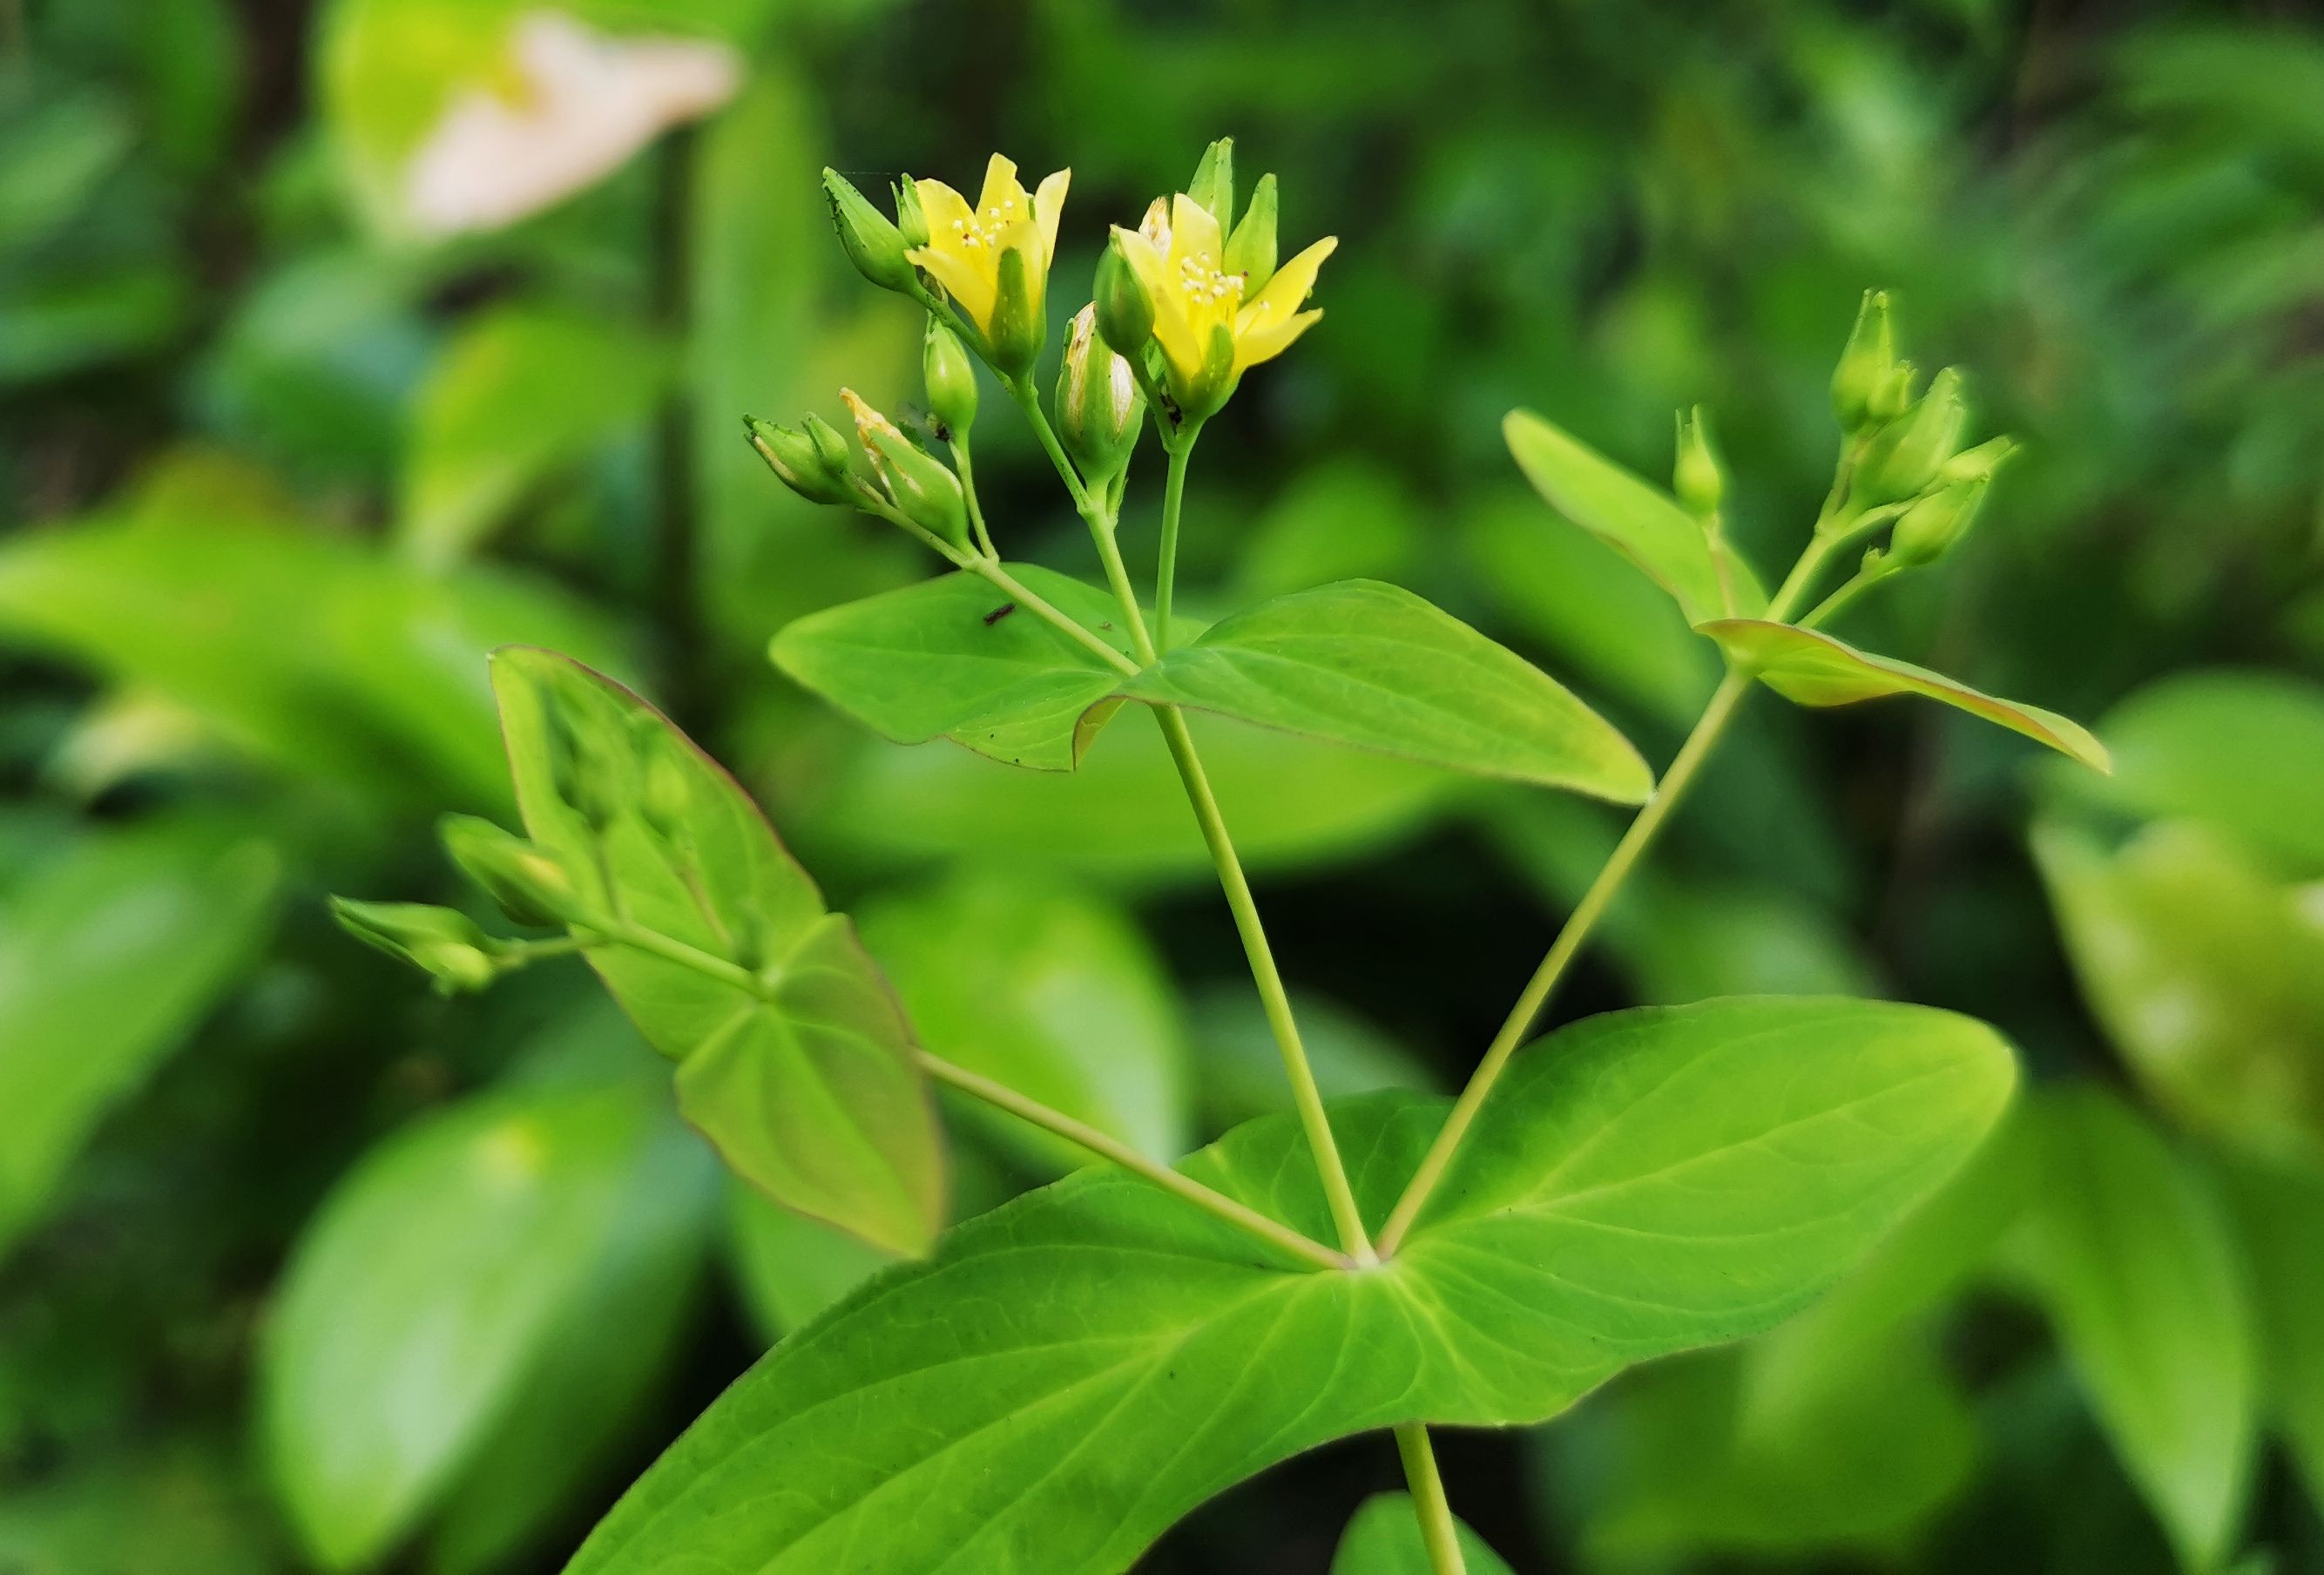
[1503, 409, 1766, 625]
[402, 301, 670, 568]
[563, 997, 2014, 1575]
[490, 646, 943, 1255]
[1122, 580, 1652, 801]
[2011, 1088, 2259, 1574]
[0, 817, 279, 1257]
[2087, 670, 2324, 874]
[771, 566, 1132, 771]
[1698, 619, 2111, 772]
[2034, 820, 2324, 1167]
[1331, 1493, 1513, 1574]
[860, 871, 1192, 1173]
[262, 1075, 713, 1572]
[2218, 1157, 2324, 1508]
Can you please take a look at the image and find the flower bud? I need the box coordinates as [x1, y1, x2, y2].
[804, 413, 855, 478]
[1672, 405, 1724, 517]
[331, 897, 503, 995]
[841, 389, 969, 550]
[1187, 138, 1234, 224]
[891, 176, 929, 248]
[1225, 172, 1278, 290]
[1055, 306, 1145, 484]
[1888, 474, 1992, 567]
[923, 318, 980, 436]
[1831, 289, 1895, 433]
[1092, 237, 1154, 359]
[744, 416, 854, 505]
[1941, 434, 2018, 485]
[440, 815, 582, 928]
[1868, 361, 1919, 426]
[1857, 366, 1967, 505]
[983, 242, 1045, 378]
[822, 167, 914, 293]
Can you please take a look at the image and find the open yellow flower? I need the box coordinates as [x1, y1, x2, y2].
[906, 154, 1069, 373]
[1111, 193, 1335, 416]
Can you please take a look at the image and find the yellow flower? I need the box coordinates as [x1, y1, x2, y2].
[1111, 193, 1335, 416]
[906, 154, 1070, 372]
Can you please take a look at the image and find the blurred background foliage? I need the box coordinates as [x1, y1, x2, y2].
[1, 0, 2321, 1570]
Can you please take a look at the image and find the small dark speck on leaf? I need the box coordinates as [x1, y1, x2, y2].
[983, 603, 1017, 625]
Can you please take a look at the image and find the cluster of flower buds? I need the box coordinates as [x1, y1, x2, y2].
[331, 899, 509, 995]
[1826, 291, 2014, 567]
[744, 383, 973, 554]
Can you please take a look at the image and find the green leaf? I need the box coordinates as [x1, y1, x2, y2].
[2086, 670, 2324, 874]
[771, 567, 1132, 771]
[2218, 1157, 2324, 1509]
[563, 997, 2013, 1575]
[1503, 408, 1765, 624]
[724, 1180, 900, 1342]
[860, 871, 1191, 1171]
[2010, 1088, 2259, 1574]
[814, 706, 1462, 884]
[1331, 1493, 1513, 1574]
[402, 301, 670, 569]
[0, 816, 279, 1257]
[490, 646, 944, 1254]
[1699, 618, 2112, 771]
[2035, 819, 2324, 1166]
[1189, 986, 1434, 1135]
[0, 517, 630, 811]
[261, 1073, 711, 1572]
[1122, 580, 1652, 801]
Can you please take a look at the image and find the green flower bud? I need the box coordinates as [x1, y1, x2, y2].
[923, 318, 980, 437]
[331, 897, 503, 996]
[1672, 405, 1724, 517]
[823, 167, 914, 293]
[1831, 289, 1895, 433]
[744, 416, 854, 505]
[1055, 306, 1145, 484]
[1941, 434, 2018, 485]
[1857, 366, 1968, 505]
[841, 389, 969, 551]
[804, 413, 856, 479]
[1093, 238, 1154, 360]
[983, 243, 1044, 378]
[1187, 137, 1234, 224]
[439, 815, 581, 928]
[891, 175, 929, 248]
[1225, 172, 1278, 290]
[1889, 474, 1992, 567]
[1868, 360, 1919, 426]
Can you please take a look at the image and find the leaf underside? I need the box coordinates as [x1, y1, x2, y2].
[1697, 619, 2111, 773]
[564, 997, 2014, 1575]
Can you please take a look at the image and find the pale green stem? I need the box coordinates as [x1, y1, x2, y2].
[965, 559, 1142, 676]
[1395, 1425, 1468, 1575]
[1156, 433, 1197, 652]
[952, 436, 998, 559]
[1800, 562, 1899, 631]
[578, 910, 1341, 1268]
[1377, 530, 1844, 1254]
[915, 1053, 1352, 1273]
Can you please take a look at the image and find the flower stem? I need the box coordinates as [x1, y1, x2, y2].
[965, 559, 1141, 676]
[952, 436, 998, 559]
[1156, 433, 1196, 652]
[915, 1051, 1352, 1273]
[1394, 1425, 1468, 1575]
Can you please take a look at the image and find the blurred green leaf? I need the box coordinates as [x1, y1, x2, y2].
[0, 517, 630, 810]
[2010, 1087, 2259, 1574]
[1331, 1491, 1513, 1574]
[1701, 619, 2113, 771]
[1463, 490, 1718, 727]
[0, 264, 186, 387]
[723, 1179, 897, 1342]
[0, 1443, 286, 1575]
[0, 816, 279, 1258]
[0, 94, 137, 253]
[1503, 408, 1766, 624]
[772, 567, 1132, 771]
[560, 997, 2011, 1574]
[401, 300, 670, 568]
[2035, 819, 2324, 1167]
[1124, 580, 1653, 801]
[261, 1070, 710, 1572]
[2080, 671, 2324, 875]
[2217, 1156, 2324, 1511]
[1232, 459, 1422, 602]
[491, 646, 944, 1254]
[1188, 985, 1433, 1135]
[860, 870, 1190, 1172]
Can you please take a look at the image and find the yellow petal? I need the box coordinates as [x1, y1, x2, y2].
[1112, 225, 1200, 379]
[1237, 234, 1336, 334]
[1032, 168, 1071, 266]
[975, 153, 1026, 220]
[1234, 307, 1321, 371]
[1171, 193, 1225, 267]
[909, 240, 997, 331]
[915, 178, 973, 239]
